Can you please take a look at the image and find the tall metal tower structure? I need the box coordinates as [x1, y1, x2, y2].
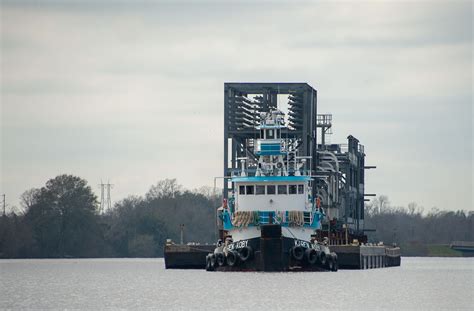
[223, 82, 318, 198]
[222, 82, 372, 243]
[98, 181, 113, 214]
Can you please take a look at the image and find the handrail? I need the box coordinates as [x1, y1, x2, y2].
[225, 210, 319, 229]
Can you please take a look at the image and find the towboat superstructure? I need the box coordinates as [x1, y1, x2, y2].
[207, 110, 337, 271]
[224, 110, 321, 241]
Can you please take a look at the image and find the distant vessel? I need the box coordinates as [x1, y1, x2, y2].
[207, 110, 337, 271]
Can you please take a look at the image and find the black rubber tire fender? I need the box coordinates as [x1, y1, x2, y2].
[239, 246, 253, 262]
[226, 250, 239, 267]
[216, 253, 225, 266]
[305, 248, 318, 265]
[206, 254, 214, 271]
[319, 251, 327, 266]
[210, 254, 217, 268]
[291, 246, 305, 261]
[327, 257, 334, 271]
[331, 253, 338, 271]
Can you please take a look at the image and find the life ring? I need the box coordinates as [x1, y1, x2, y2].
[216, 253, 225, 266]
[239, 246, 253, 262]
[305, 248, 318, 265]
[291, 246, 305, 261]
[226, 250, 239, 267]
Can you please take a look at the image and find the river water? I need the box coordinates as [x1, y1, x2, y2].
[1, 257, 473, 310]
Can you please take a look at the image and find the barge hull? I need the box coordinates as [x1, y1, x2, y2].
[330, 245, 401, 269]
[164, 243, 401, 270]
[164, 244, 215, 269]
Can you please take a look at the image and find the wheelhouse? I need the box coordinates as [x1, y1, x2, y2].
[231, 176, 311, 212]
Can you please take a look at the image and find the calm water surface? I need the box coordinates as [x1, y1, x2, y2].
[1, 257, 473, 310]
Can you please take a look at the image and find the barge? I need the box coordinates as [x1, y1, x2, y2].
[164, 82, 401, 271]
[330, 244, 401, 269]
[164, 242, 215, 269]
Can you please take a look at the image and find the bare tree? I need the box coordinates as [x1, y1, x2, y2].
[146, 179, 183, 200]
[19, 188, 40, 213]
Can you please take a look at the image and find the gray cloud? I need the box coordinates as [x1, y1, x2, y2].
[1, 0, 472, 212]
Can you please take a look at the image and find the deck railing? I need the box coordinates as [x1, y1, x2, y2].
[222, 210, 320, 230]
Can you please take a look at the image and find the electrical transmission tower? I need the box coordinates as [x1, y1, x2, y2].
[2, 194, 5, 216]
[98, 181, 113, 214]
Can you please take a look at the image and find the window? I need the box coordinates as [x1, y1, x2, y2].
[239, 185, 245, 195]
[267, 185, 276, 194]
[276, 129, 281, 138]
[256, 185, 265, 195]
[298, 184, 304, 194]
[267, 129, 274, 139]
[246, 185, 255, 195]
[260, 129, 264, 138]
[289, 185, 297, 194]
[278, 185, 287, 195]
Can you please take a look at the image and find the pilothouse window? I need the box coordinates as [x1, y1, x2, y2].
[239, 185, 245, 195]
[256, 185, 265, 195]
[289, 185, 297, 194]
[277, 185, 287, 195]
[267, 129, 274, 139]
[267, 185, 276, 194]
[298, 185, 304, 194]
[246, 185, 254, 195]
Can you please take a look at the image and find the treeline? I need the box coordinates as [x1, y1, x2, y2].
[0, 175, 219, 258]
[364, 196, 473, 254]
[0, 175, 472, 258]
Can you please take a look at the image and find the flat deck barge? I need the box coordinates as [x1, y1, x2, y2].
[330, 244, 401, 269]
[164, 243, 215, 269]
[164, 242, 401, 270]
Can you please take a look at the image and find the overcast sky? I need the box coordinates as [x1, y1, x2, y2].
[1, 0, 472, 213]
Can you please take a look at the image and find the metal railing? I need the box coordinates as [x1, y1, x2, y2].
[224, 210, 319, 228]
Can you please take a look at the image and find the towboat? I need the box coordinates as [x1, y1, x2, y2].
[206, 110, 337, 272]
